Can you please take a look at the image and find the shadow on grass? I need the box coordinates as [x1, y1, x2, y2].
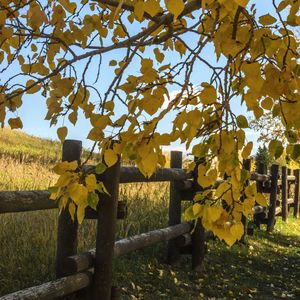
[113, 225, 299, 300]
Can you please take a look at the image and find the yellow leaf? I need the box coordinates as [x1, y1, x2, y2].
[68, 202, 76, 221]
[222, 230, 237, 247]
[245, 182, 257, 199]
[53, 161, 78, 175]
[104, 101, 115, 111]
[59, 0, 77, 13]
[192, 203, 202, 216]
[87, 127, 103, 141]
[109, 60, 117, 66]
[165, 0, 184, 20]
[234, 0, 249, 7]
[8, 117, 23, 129]
[144, 0, 161, 17]
[174, 40, 186, 57]
[199, 83, 217, 105]
[26, 80, 41, 94]
[197, 165, 217, 188]
[56, 172, 73, 187]
[134, 1, 144, 20]
[207, 205, 222, 222]
[261, 97, 273, 110]
[153, 48, 164, 63]
[77, 204, 86, 224]
[256, 193, 267, 206]
[85, 174, 97, 191]
[68, 183, 88, 206]
[259, 14, 277, 26]
[140, 152, 158, 177]
[104, 149, 118, 167]
[242, 142, 253, 160]
[215, 182, 231, 198]
[68, 111, 78, 125]
[230, 223, 244, 241]
[242, 198, 255, 216]
[57, 126, 68, 143]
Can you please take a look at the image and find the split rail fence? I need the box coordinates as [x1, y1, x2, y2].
[0, 140, 299, 300]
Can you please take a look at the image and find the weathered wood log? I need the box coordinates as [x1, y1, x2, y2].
[250, 172, 270, 182]
[0, 271, 93, 300]
[267, 164, 279, 232]
[64, 222, 193, 275]
[0, 191, 127, 219]
[167, 151, 183, 264]
[281, 166, 288, 221]
[252, 205, 266, 215]
[56, 140, 81, 279]
[294, 169, 300, 218]
[174, 233, 192, 248]
[82, 165, 192, 183]
[85, 201, 127, 220]
[287, 175, 296, 182]
[91, 157, 121, 300]
[275, 206, 282, 215]
[0, 190, 55, 213]
[176, 180, 193, 191]
[278, 175, 296, 187]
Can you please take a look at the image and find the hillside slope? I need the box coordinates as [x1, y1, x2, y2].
[0, 128, 61, 164]
[0, 128, 97, 164]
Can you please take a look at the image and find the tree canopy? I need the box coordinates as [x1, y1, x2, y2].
[0, 0, 299, 245]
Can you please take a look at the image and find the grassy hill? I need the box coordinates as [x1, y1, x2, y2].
[0, 128, 99, 164]
[0, 128, 62, 164]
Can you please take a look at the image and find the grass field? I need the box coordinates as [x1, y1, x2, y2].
[0, 129, 299, 299]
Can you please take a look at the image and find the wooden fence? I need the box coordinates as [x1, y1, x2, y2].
[0, 140, 299, 300]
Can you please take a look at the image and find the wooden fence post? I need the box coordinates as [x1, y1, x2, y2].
[294, 169, 300, 218]
[256, 162, 266, 193]
[56, 140, 82, 279]
[91, 157, 121, 300]
[281, 166, 288, 221]
[191, 158, 205, 271]
[167, 151, 183, 264]
[241, 159, 251, 241]
[254, 162, 267, 228]
[267, 164, 279, 232]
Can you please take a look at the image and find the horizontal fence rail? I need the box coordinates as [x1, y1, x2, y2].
[64, 222, 193, 275]
[0, 271, 93, 300]
[0, 190, 55, 213]
[0, 167, 193, 214]
[85, 166, 193, 183]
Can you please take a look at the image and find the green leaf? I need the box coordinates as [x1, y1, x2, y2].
[291, 144, 300, 161]
[236, 115, 249, 128]
[269, 140, 284, 159]
[88, 192, 99, 210]
[95, 162, 107, 175]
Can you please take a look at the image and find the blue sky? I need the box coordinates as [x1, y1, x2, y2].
[4, 1, 275, 152]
